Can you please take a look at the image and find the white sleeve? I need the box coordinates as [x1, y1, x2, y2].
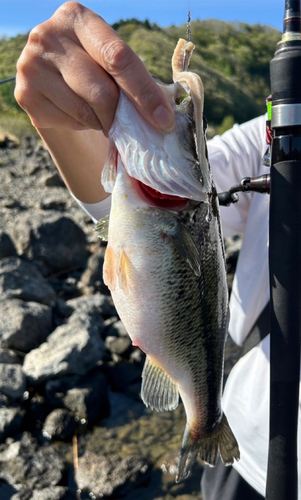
[71, 193, 111, 224]
[71, 115, 266, 231]
[208, 115, 266, 237]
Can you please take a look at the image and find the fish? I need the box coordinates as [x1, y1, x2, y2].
[98, 38, 240, 482]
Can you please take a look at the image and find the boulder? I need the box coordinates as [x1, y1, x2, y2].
[105, 336, 132, 357]
[67, 293, 116, 320]
[0, 299, 52, 352]
[0, 231, 17, 258]
[23, 313, 105, 385]
[0, 363, 26, 399]
[80, 249, 109, 295]
[42, 409, 76, 441]
[0, 348, 22, 364]
[28, 487, 72, 500]
[75, 452, 149, 498]
[0, 433, 65, 491]
[11, 212, 89, 273]
[0, 257, 55, 305]
[0, 406, 25, 443]
[45, 369, 110, 425]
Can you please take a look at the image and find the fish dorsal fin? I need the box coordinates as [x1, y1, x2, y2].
[101, 141, 117, 193]
[163, 222, 201, 277]
[141, 356, 179, 412]
[117, 249, 134, 297]
[94, 214, 110, 242]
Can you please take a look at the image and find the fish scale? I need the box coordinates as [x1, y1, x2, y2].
[99, 38, 240, 482]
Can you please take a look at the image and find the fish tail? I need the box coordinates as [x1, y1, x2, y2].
[176, 414, 240, 483]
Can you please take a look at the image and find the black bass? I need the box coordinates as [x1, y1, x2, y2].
[99, 39, 240, 481]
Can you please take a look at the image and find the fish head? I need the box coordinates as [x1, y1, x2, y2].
[102, 39, 211, 206]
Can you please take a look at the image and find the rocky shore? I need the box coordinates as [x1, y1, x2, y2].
[0, 133, 241, 500]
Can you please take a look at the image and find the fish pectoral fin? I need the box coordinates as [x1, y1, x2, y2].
[94, 214, 110, 242]
[103, 245, 117, 292]
[164, 222, 201, 277]
[141, 356, 179, 412]
[117, 249, 134, 297]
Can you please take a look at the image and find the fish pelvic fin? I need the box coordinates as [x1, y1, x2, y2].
[176, 414, 240, 483]
[141, 356, 179, 412]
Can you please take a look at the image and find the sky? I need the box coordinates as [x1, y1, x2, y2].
[0, 0, 285, 38]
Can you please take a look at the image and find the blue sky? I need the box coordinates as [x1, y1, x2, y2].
[0, 0, 284, 37]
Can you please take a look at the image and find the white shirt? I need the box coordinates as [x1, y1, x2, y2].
[74, 115, 300, 498]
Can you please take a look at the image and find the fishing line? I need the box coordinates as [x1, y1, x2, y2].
[183, 2, 191, 70]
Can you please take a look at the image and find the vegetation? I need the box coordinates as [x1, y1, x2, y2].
[124, 20, 280, 126]
[0, 20, 281, 137]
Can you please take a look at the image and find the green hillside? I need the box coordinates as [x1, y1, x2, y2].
[114, 19, 280, 125]
[0, 34, 28, 112]
[0, 20, 281, 136]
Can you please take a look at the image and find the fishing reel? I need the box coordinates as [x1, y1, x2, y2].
[217, 95, 272, 207]
[217, 173, 270, 206]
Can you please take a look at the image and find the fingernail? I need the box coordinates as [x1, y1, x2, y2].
[152, 104, 175, 131]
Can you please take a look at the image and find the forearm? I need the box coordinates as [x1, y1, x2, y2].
[15, 2, 175, 208]
[38, 127, 110, 203]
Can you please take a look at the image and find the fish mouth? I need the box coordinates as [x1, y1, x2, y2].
[137, 179, 190, 210]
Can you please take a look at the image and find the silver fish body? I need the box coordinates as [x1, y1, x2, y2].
[100, 39, 239, 481]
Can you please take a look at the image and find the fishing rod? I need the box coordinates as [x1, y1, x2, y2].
[217, 2, 301, 498]
[265, 1, 301, 498]
[0, 76, 15, 85]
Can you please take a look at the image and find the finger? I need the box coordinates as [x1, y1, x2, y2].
[15, 75, 90, 130]
[52, 44, 119, 133]
[55, 3, 175, 131]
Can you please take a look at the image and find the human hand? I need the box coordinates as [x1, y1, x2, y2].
[15, 1, 175, 135]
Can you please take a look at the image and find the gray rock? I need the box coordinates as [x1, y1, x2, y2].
[67, 292, 116, 320]
[11, 212, 89, 273]
[0, 406, 25, 442]
[80, 249, 109, 294]
[0, 257, 55, 305]
[39, 194, 67, 211]
[23, 313, 105, 385]
[43, 172, 65, 187]
[11, 489, 34, 500]
[105, 362, 142, 394]
[105, 335, 132, 357]
[75, 452, 149, 498]
[0, 231, 17, 258]
[64, 374, 109, 424]
[130, 348, 145, 365]
[0, 364, 26, 399]
[0, 432, 65, 490]
[0, 481, 18, 498]
[42, 409, 76, 441]
[29, 487, 70, 500]
[0, 299, 52, 352]
[45, 370, 110, 425]
[3, 197, 23, 209]
[105, 319, 129, 338]
[0, 348, 22, 364]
